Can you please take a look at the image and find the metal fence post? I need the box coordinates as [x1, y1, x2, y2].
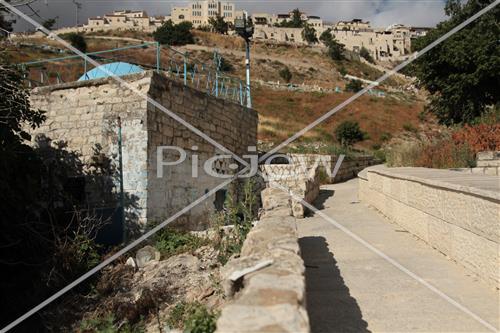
[156, 42, 161, 73]
[183, 52, 188, 86]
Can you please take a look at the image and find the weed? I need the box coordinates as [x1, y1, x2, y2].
[153, 227, 210, 259]
[166, 302, 218, 333]
[211, 179, 256, 265]
[402, 123, 418, 133]
[80, 314, 145, 333]
[380, 132, 392, 142]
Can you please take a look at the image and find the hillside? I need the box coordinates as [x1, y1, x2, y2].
[5, 30, 427, 152]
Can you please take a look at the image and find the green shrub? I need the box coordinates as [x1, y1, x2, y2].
[279, 66, 292, 83]
[359, 47, 375, 63]
[345, 79, 363, 92]
[402, 123, 418, 133]
[211, 179, 256, 265]
[335, 120, 365, 146]
[153, 20, 194, 46]
[65, 33, 87, 52]
[218, 56, 233, 72]
[166, 302, 218, 333]
[373, 148, 386, 163]
[153, 228, 209, 258]
[380, 132, 392, 142]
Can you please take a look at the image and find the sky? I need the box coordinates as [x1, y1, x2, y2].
[11, 0, 448, 32]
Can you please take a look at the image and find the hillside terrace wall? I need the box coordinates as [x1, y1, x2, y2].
[30, 71, 258, 229]
[216, 187, 309, 333]
[358, 166, 499, 288]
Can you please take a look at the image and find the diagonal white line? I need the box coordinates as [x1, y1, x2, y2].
[267, 179, 499, 332]
[0, 0, 250, 168]
[258, 0, 500, 163]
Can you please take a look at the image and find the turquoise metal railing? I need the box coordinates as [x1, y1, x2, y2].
[19, 42, 248, 106]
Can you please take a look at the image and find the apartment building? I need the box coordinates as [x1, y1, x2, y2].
[83, 10, 168, 32]
[171, 0, 244, 27]
[252, 11, 324, 28]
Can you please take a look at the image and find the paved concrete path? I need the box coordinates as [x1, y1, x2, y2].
[298, 178, 499, 333]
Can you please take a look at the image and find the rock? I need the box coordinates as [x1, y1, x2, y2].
[135, 245, 161, 268]
[125, 257, 137, 269]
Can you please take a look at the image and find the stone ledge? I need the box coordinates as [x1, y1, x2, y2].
[366, 166, 500, 201]
[359, 166, 500, 288]
[216, 209, 309, 332]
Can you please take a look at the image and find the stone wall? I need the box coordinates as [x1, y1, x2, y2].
[259, 164, 320, 218]
[286, 153, 380, 183]
[216, 188, 309, 333]
[30, 71, 258, 229]
[455, 151, 500, 176]
[358, 166, 499, 288]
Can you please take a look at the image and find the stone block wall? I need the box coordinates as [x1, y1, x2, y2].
[216, 187, 309, 333]
[286, 153, 380, 183]
[456, 151, 500, 176]
[358, 166, 499, 288]
[30, 71, 258, 228]
[259, 164, 320, 218]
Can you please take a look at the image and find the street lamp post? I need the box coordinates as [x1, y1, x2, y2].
[234, 13, 254, 109]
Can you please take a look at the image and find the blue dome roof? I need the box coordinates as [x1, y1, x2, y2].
[78, 62, 144, 81]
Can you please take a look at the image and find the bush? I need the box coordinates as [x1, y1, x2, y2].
[402, 123, 418, 133]
[153, 20, 194, 46]
[345, 79, 363, 92]
[279, 66, 292, 83]
[335, 120, 365, 146]
[380, 132, 392, 142]
[217, 56, 233, 72]
[359, 47, 374, 63]
[452, 123, 500, 153]
[167, 302, 218, 333]
[65, 33, 87, 52]
[153, 227, 209, 259]
[211, 179, 256, 265]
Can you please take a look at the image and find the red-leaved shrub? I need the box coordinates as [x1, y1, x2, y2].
[452, 124, 500, 154]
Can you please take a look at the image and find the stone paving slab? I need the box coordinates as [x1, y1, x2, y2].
[298, 179, 499, 333]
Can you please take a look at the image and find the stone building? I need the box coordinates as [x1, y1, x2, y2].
[171, 0, 245, 27]
[29, 71, 258, 230]
[82, 10, 168, 33]
[253, 18, 412, 62]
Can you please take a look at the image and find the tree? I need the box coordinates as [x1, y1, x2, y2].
[278, 8, 303, 28]
[320, 28, 345, 60]
[359, 47, 374, 63]
[335, 120, 365, 146]
[409, 0, 499, 125]
[153, 20, 194, 46]
[0, 0, 15, 37]
[279, 66, 292, 82]
[301, 23, 318, 44]
[208, 15, 229, 34]
[42, 17, 57, 30]
[65, 33, 87, 53]
[345, 79, 363, 92]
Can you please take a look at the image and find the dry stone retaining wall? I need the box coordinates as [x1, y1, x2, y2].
[359, 166, 499, 288]
[216, 187, 309, 333]
[30, 71, 258, 228]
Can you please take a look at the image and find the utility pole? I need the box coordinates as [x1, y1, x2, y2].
[72, 0, 82, 26]
[234, 12, 254, 109]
